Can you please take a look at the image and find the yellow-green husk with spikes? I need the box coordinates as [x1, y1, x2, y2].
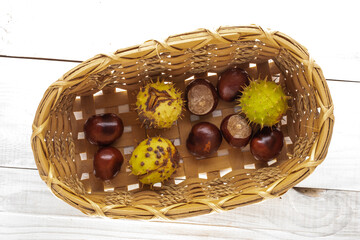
[129, 137, 179, 185]
[237, 78, 289, 127]
[136, 81, 184, 129]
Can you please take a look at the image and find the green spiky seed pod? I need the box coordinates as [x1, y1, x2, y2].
[136, 80, 184, 129]
[129, 137, 179, 185]
[237, 78, 288, 128]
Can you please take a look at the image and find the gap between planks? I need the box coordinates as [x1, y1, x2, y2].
[1, 54, 358, 83]
[1, 166, 359, 193]
[0, 54, 82, 63]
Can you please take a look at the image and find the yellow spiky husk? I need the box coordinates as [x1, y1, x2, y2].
[129, 137, 179, 185]
[237, 78, 289, 128]
[136, 80, 184, 129]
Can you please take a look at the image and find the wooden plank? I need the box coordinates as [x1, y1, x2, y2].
[0, 212, 301, 240]
[0, 57, 360, 191]
[1, 1, 360, 82]
[0, 58, 78, 169]
[0, 167, 360, 239]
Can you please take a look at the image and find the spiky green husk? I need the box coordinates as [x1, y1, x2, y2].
[129, 137, 179, 185]
[136, 80, 184, 129]
[237, 78, 288, 128]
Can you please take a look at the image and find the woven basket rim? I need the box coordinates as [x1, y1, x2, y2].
[31, 25, 334, 220]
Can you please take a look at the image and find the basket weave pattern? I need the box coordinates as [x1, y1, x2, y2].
[31, 25, 334, 220]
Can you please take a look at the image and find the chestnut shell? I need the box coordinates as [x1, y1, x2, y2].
[217, 67, 249, 102]
[220, 114, 251, 148]
[84, 113, 124, 146]
[185, 79, 218, 116]
[94, 146, 124, 180]
[186, 122, 222, 157]
[250, 127, 284, 161]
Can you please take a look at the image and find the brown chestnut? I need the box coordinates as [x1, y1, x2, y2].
[217, 67, 249, 102]
[186, 122, 222, 157]
[84, 113, 124, 145]
[250, 127, 284, 161]
[220, 114, 251, 148]
[185, 79, 218, 116]
[94, 146, 124, 180]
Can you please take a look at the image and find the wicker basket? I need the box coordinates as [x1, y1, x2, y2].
[31, 25, 334, 220]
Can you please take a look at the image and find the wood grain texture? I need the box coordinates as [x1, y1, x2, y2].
[1, 167, 359, 239]
[1, 0, 360, 81]
[0, 212, 310, 240]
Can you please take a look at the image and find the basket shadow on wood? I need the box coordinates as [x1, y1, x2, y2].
[31, 25, 334, 220]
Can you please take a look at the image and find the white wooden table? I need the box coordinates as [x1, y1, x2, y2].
[1, 1, 360, 239]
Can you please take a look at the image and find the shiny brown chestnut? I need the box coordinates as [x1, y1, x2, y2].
[94, 146, 124, 180]
[186, 122, 222, 157]
[185, 79, 218, 116]
[250, 127, 284, 161]
[217, 67, 249, 102]
[220, 114, 251, 148]
[84, 113, 124, 145]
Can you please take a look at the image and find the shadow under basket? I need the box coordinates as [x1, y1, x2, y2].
[31, 25, 334, 220]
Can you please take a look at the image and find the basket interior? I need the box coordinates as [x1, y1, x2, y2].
[44, 38, 321, 210]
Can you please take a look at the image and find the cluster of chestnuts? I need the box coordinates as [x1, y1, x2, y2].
[83, 113, 124, 180]
[185, 67, 284, 161]
[82, 66, 287, 185]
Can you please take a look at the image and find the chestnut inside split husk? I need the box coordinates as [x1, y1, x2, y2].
[186, 122, 222, 157]
[217, 67, 249, 102]
[250, 127, 284, 161]
[220, 114, 251, 148]
[185, 79, 218, 116]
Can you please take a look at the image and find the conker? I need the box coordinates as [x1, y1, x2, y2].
[250, 127, 284, 161]
[185, 79, 218, 116]
[84, 113, 124, 145]
[94, 146, 124, 180]
[217, 67, 249, 102]
[220, 114, 251, 148]
[186, 122, 222, 157]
